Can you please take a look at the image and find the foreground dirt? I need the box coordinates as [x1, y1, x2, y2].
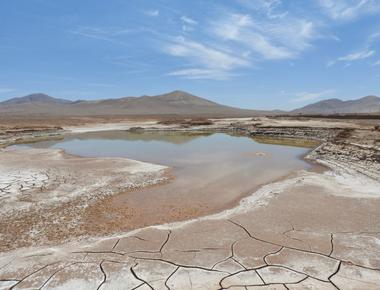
[0, 117, 379, 289]
[1, 169, 379, 289]
[0, 148, 168, 252]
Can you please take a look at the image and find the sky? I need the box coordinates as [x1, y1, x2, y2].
[1, 0, 380, 110]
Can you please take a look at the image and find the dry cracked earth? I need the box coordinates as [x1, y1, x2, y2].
[1, 168, 380, 290]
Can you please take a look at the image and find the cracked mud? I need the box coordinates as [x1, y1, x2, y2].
[1, 169, 380, 290]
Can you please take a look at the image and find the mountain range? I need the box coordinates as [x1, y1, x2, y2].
[0, 91, 379, 117]
[0, 91, 273, 117]
[291, 95, 380, 115]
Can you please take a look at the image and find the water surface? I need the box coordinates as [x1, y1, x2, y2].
[19, 131, 313, 231]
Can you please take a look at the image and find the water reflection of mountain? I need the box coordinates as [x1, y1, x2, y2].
[30, 130, 215, 147]
[251, 136, 319, 148]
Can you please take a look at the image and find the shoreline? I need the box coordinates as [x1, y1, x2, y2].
[1, 142, 374, 255]
[1, 117, 378, 234]
[1, 129, 314, 252]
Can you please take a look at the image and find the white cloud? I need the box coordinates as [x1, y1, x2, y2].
[210, 13, 316, 60]
[68, 26, 134, 45]
[181, 16, 198, 32]
[145, 10, 159, 17]
[68, 25, 151, 46]
[164, 37, 249, 79]
[338, 49, 375, 61]
[70, 26, 116, 42]
[236, 0, 287, 19]
[181, 16, 197, 25]
[163, 5, 319, 79]
[328, 49, 376, 66]
[368, 31, 380, 44]
[318, 0, 380, 21]
[373, 60, 380, 66]
[165, 37, 248, 70]
[291, 90, 335, 103]
[168, 69, 234, 80]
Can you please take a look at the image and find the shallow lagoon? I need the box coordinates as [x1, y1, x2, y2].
[19, 131, 314, 229]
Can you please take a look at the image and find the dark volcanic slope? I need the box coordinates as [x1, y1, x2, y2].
[0, 90, 268, 117]
[292, 95, 380, 114]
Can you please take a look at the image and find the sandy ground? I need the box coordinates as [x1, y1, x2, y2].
[0, 148, 168, 251]
[62, 116, 378, 133]
[0, 117, 379, 289]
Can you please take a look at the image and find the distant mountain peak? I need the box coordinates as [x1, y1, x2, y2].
[169, 90, 192, 95]
[25, 93, 50, 99]
[158, 90, 196, 98]
[313, 98, 343, 104]
[292, 95, 380, 114]
[153, 90, 218, 106]
[359, 95, 379, 101]
[1, 93, 72, 105]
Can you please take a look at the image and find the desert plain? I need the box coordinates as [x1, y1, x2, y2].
[0, 115, 379, 290]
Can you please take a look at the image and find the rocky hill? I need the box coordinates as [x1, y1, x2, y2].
[292, 95, 380, 114]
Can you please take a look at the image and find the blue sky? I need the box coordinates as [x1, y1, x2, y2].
[1, 0, 380, 109]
